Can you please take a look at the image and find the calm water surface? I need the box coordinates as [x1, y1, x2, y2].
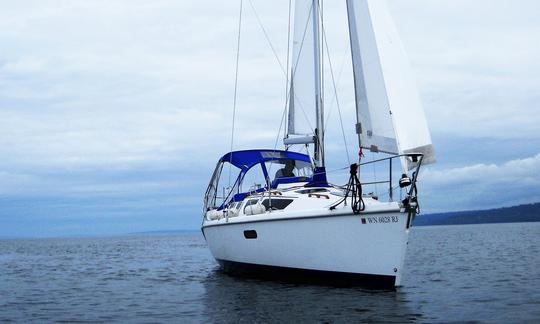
[1, 222, 539, 323]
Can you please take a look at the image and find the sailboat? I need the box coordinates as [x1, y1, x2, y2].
[202, 0, 435, 288]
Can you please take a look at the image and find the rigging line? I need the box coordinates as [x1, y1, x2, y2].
[325, 165, 350, 173]
[268, 0, 292, 180]
[250, 0, 314, 137]
[274, 1, 323, 149]
[371, 151, 378, 196]
[229, 0, 243, 187]
[248, 0, 287, 76]
[288, 86, 315, 135]
[286, 0, 317, 135]
[274, 103, 289, 150]
[249, 0, 316, 141]
[290, 1, 315, 82]
[323, 44, 348, 126]
[319, 6, 351, 165]
[319, 0, 324, 123]
[283, 0, 292, 137]
[272, 1, 292, 152]
[315, 0, 324, 162]
[268, 104, 288, 180]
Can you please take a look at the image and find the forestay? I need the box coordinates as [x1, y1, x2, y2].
[346, 0, 435, 169]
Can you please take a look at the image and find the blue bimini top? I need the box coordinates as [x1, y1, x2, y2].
[211, 149, 328, 210]
[219, 149, 312, 172]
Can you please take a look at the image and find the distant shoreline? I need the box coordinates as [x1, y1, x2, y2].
[127, 229, 200, 236]
[3, 202, 538, 239]
[0, 230, 201, 240]
[414, 202, 540, 226]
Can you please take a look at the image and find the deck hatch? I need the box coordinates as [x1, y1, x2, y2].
[261, 199, 293, 210]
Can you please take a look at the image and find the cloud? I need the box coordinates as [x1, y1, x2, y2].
[421, 153, 540, 212]
[0, 0, 539, 236]
[425, 153, 540, 186]
[389, 0, 540, 140]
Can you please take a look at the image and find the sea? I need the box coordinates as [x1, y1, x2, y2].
[1, 222, 539, 323]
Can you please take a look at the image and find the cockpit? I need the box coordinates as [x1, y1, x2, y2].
[203, 149, 315, 212]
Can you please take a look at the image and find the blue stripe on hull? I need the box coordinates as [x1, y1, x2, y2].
[216, 259, 396, 290]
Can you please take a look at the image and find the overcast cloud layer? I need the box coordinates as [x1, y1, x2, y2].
[1, 0, 539, 237]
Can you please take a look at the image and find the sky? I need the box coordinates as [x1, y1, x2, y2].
[1, 0, 539, 238]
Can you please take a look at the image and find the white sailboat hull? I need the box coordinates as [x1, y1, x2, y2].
[202, 207, 411, 288]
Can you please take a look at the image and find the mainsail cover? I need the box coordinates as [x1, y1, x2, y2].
[287, 0, 321, 136]
[346, 0, 435, 169]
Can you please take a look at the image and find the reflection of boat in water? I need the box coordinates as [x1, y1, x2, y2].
[202, 0, 435, 288]
[200, 270, 420, 322]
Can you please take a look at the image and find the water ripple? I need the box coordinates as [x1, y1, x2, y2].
[0, 224, 539, 322]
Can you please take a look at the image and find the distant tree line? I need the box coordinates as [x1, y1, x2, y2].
[413, 202, 540, 226]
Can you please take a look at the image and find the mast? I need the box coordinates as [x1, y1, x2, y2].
[313, 0, 324, 167]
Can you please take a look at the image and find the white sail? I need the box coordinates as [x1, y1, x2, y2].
[287, 0, 322, 138]
[346, 0, 435, 169]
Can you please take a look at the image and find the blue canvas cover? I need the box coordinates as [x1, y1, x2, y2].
[208, 149, 328, 210]
[219, 149, 312, 171]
